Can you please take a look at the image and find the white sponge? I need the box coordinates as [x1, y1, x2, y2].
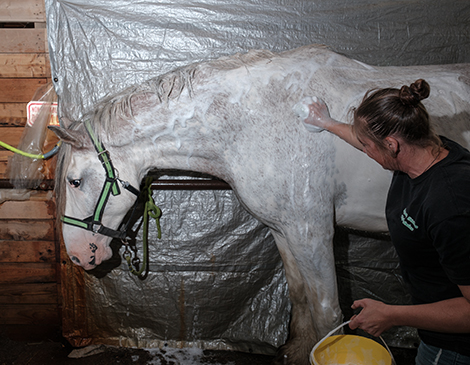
[292, 96, 324, 133]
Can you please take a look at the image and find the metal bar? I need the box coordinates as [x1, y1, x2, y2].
[150, 179, 231, 190]
[0, 179, 232, 191]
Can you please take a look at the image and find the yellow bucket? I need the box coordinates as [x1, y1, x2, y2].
[310, 322, 394, 365]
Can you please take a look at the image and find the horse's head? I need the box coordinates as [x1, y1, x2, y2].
[50, 122, 141, 270]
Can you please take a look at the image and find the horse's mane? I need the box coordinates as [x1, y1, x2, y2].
[86, 48, 278, 136]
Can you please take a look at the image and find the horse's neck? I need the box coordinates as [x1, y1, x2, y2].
[131, 91, 231, 180]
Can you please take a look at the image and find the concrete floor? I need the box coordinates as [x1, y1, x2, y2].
[0, 328, 418, 365]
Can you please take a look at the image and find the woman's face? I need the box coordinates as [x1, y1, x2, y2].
[358, 135, 398, 171]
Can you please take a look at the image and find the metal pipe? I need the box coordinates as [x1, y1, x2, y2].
[0, 179, 231, 191]
[150, 179, 231, 190]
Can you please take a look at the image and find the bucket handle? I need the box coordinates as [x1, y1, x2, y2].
[309, 321, 397, 365]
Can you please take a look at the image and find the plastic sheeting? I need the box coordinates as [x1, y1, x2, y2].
[46, 0, 470, 123]
[45, 0, 468, 353]
[7, 83, 58, 188]
[86, 187, 290, 353]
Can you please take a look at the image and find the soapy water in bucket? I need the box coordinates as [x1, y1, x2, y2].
[312, 335, 392, 365]
[310, 321, 394, 365]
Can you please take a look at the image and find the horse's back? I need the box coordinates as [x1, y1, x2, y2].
[195, 45, 470, 232]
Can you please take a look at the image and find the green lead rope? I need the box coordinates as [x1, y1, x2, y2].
[123, 177, 162, 279]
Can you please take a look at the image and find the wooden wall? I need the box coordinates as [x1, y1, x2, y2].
[0, 0, 61, 341]
[0, 0, 50, 176]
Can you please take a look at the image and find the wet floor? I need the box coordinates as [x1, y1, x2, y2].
[0, 329, 417, 365]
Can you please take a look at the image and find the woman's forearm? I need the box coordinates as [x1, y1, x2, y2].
[390, 297, 470, 333]
[304, 99, 364, 151]
[324, 120, 363, 151]
[350, 290, 470, 337]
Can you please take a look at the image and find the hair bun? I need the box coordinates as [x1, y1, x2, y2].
[399, 79, 430, 106]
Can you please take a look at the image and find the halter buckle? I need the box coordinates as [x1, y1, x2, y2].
[92, 223, 102, 233]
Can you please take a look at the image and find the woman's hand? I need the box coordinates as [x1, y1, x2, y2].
[299, 97, 364, 150]
[304, 98, 336, 130]
[349, 298, 395, 337]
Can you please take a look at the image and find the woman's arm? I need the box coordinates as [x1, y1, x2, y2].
[304, 99, 364, 151]
[349, 285, 470, 337]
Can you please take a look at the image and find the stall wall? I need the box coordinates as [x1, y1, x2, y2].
[0, 0, 60, 341]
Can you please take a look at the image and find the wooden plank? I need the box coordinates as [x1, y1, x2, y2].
[0, 126, 60, 149]
[17, 190, 54, 202]
[0, 103, 28, 119]
[0, 117, 27, 127]
[5, 324, 60, 341]
[0, 78, 47, 102]
[0, 262, 56, 284]
[0, 199, 55, 219]
[0, 220, 55, 240]
[0, 150, 14, 162]
[0, 162, 6, 179]
[0, 29, 46, 53]
[59, 235, 92, 347]
[0, 54, 49, 78]
[0, 126, 23, 145]
[0, 161, 10, 179]
[0, 0, 46, 22]
[0, 189, 53, 202]
[0, 240, 55, 263]
[0, 282, 57, 304]
[0, 161, 52, 181]
[0, 304, 59, 325]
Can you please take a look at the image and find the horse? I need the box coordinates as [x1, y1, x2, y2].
[50, 44, 470, 365]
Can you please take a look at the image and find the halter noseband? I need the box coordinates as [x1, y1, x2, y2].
[61, 120, 140, 240]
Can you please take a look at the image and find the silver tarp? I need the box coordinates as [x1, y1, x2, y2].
[45, 0, 469, 353]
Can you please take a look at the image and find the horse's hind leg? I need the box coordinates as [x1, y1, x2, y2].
[271, 231, 342, 365]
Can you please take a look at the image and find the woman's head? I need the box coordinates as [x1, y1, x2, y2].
[353, 79, 440, 151]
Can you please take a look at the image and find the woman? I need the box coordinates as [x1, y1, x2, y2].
[304, 79, 470, 364]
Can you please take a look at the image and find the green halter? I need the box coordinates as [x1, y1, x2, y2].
[61, 120, 140, 240]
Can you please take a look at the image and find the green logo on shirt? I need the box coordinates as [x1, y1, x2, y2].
[401, 208, 418, 231]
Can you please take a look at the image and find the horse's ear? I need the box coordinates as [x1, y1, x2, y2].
[48, 126, 86, 148]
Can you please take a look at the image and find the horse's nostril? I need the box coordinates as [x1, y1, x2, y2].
[71, 256, 80, 264]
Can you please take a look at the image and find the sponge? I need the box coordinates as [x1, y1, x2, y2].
[292, 96, 324, 133]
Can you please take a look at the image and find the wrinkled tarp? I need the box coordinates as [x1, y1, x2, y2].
[45, 0, 469, 353]
[86, 188, 290, 353]
[46, 0, 470, 123]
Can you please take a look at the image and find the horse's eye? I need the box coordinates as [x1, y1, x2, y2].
[69, 179, 82, 188]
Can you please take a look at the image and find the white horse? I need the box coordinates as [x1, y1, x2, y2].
[51, 45, 470, 364]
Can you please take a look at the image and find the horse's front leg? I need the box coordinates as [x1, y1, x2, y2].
[271, 224, 342, 365]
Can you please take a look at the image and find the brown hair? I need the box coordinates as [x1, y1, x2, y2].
[353, 79, 441, 150]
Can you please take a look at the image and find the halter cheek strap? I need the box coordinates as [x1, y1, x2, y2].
[61, 120, 140, 240]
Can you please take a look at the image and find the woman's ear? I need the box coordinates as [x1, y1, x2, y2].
[384, 136, 400, 157]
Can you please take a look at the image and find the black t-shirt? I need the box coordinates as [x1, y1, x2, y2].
[386, 137, 470, 356]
